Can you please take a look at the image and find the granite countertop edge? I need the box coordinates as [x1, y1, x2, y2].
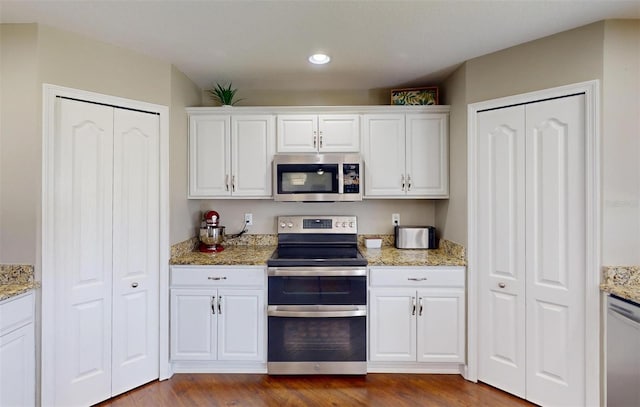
[0, 282, 40, 302]
[600, 265, 640, 304]
[170, 244, 466, 267]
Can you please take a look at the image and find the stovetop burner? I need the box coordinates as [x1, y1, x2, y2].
[267, 249, 368, 268]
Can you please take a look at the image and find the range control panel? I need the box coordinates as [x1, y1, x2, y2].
[277, 216, 357, 234]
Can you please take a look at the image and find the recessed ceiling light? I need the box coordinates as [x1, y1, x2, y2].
[308, 53, 331, 65]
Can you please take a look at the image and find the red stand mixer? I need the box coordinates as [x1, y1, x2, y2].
[198, 210, 225, 252]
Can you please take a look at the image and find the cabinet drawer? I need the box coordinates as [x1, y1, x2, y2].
[369, 267, 464, 288]
[0, 292, 34, 335]
[171, 266, 265, 287]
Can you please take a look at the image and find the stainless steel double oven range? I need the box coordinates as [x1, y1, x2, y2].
[267, 215, 367, 375]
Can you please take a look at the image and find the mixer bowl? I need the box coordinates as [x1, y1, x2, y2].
[199, 225, 225, 245]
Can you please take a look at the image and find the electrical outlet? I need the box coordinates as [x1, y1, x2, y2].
[244, 213, 253, 226]
[392, 213, 400, 226]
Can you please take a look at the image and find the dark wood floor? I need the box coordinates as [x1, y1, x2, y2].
[96, 374, 535, 407]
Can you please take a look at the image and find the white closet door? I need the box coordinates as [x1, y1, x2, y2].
[524, 95, 585, 407]
[477, 105, 527, 398]
[111, 108, 160, 396]
[54, 98, 114, 406]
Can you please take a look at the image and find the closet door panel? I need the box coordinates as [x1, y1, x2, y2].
[112, 108, 160, 396]
[525, 95, 585, 407]
[476, 105, 526, 398]
[54, 98, 114, 406]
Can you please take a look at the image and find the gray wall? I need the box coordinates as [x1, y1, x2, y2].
[602, 20, 640, 265]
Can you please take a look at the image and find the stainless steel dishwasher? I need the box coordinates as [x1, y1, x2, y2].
[607, 295, 640, 407]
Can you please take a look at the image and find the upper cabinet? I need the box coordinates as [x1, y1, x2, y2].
[276, 114, 360, 153]
[363, 112, 449, 198]
[188, 112, 275, 199]
[187, 106, 448, 200]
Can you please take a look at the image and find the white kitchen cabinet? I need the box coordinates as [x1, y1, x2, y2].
[0, 292, 35, 407]
[170, 288, 264, 361]
[169, 266, 266, 370]
[363, 112, 448, 198]
[276, 114, 360, 153]
[368, 267, 465, 368]
[188, 114, 275, 198]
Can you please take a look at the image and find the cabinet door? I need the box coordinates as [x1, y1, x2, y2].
[318, 114, 360, 152]
[362, 114, 406, 197]
[416, 289, 465, 363]
[406, 113, 449, 197]
[189, 115, 231, 197]
[0, 324, 35, 407]
[170, 289, 217, 360]
[276, 115, 318, 152]
[217, 289, 265, 361]
[369, 288, 416, 362]
[231, 115, 275, 197]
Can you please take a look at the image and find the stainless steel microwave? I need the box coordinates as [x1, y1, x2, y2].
[273, 153, 362, 202]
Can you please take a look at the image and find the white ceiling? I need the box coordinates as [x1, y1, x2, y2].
[2, 0, 639, 91]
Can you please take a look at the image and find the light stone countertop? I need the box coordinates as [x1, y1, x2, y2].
[600, 266, 640, 304]
[169, 236, 466, 268]
[0, 264, 39, 302]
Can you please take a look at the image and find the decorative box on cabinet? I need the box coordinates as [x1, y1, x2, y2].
[0, 291, 35, 407]
[368, 267, 465, 373]
[363, 111, 448, 198]
[187, 112, 275, 198]
[276, 114, 360, 153]
[169, 266, 266, 373]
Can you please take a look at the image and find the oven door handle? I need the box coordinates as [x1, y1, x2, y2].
[268, 267, 366, 277]
[267, 305, 367, 318]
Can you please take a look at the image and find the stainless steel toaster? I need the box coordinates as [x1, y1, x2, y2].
[394, 226, 437, 249]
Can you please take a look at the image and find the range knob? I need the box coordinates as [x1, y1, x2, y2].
[280, 222, 286, 228]
[349, 222, 354, 228]
[342, 222, 348, 227]
[287, 222, 293, 228]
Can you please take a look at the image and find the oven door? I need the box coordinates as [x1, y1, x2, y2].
[268, 267, 366, 305]
[267, 305, 367, 374]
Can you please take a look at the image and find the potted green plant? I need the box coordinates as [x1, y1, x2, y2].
[206, 82, 244, 106]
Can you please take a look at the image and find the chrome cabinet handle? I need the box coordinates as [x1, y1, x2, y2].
[211, 296, 216, 314]
[208, 276, 227, 281]
[401, 174, 406, 191]
[408, 277, 428, 281]
[131, 282, 139, 288]
[217, 296, 222, 314]
[313, 131, 317, 148]
[407, 174, 412, 191]
[319, 135, 323, 148]
[411, 297, 416, 316]
[232, 175, 236, 192]
[498, 282, 506, 288]
[225, 174, 229, 191]
[419, 297, 424, 316]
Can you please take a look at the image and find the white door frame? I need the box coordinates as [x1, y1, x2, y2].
[41, 84, 171, 405]
[466, 80, 600, 405]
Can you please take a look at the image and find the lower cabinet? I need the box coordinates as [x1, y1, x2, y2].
[368, 267, 465, 371]
[169, 266, 266, 372]
[0, 291, 35, 407]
